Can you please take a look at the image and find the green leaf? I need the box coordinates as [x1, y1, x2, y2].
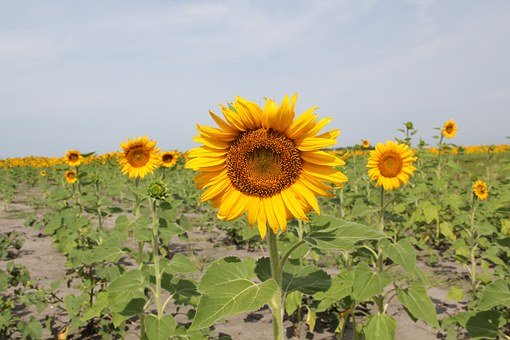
[422, 201, 439, 224]
[306, 308, 317, 332]
[305, 215, 386, 250]
[352, 262, 391, 302]
[89, 246, 125, 263]
[19, 316, 43, 340]
[107, 270, 146, 319]
[107, 269, 145, 293]
[190, 257, 278, 330]
[364, 314, 396, 340]
[315, 270, 354, 313]
[285, 291, 303, 315]
[440, 222, 456, 241]
[161, 254, 198, 274]
[445, 286, 464, 302]
[81, 291, 109, 321]
[478, 280, 510, 310]
[465, 310, 500, 339]
[380, 239, 416, 274]
[144, 315, 177, 340]
[255, 257, 331, 294]
[396, 283, 439, 328]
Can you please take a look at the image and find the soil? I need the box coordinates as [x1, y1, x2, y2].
[0, 194, 469, 340]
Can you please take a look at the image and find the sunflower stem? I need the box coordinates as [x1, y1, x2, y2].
[149, 198, 163, 319]
[375, 187, 385, 314]
[267, 227, 284, 340]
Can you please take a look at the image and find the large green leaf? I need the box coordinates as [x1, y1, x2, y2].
[314, 270, 354, 313]
[364, 314, 396, 340]
[465, 310, 501, 339]
[352, 262, 391, 302]
[305, 215, 386, 250]
[144, 315, 177, 340]
[107, 269, 147, 321]
[161, 253, 198, 274]
[380, 239, 417, 274]
[89, 246, 125, 263]
[396, 283, 439, 328]
[189, 257, 278, 330]
[478, 280, 510, 310]
[255, 257, 331, 294]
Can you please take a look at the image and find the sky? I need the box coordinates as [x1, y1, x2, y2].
[1, 0, 509, 158]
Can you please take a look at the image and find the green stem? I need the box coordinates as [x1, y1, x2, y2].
[280, 240, 305, 270]
[267, 227, 284, 340]
[150, 199, 163, 318]
[375, 187, 385, 314]
[469, 195, 478, 293]
[437, 134, 444, 179]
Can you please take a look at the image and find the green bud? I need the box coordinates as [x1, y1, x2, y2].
[147, 180, 168, 200]
[404, 121, 414, 130]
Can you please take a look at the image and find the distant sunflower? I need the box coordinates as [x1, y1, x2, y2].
[362, 140, 371, 149]
[65, 150, 82, 166]
[473, 180, 488, 200]
[186, 94, 348, 238]
[367, 141, 416, 190]
[161, 151, 179, 168]
[65, 170, 78, 184]
[40, 170, 46, 177]
[119, 136, 161, 178]
[442, 119, 457, 139]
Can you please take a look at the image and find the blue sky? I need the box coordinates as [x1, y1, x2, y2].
[1, 0, 509, 158]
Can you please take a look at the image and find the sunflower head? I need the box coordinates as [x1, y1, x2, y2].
[65, 150, 82, 166]
[119, 136, 161, 178]
[147, 180, 168, 200]
[442, 119, 457, 139]
[65, 170, 78, 184]
[161, 151, 179, 168]
[473, 180, 488, 200]
[186, 94, 348, 238]
[362, 140, 371, 149]
[367, 140, 417, 191]
[40, 170, 47, 177]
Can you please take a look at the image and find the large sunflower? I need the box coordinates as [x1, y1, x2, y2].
[442, 119, 457, 139]
[65, 170, 78, 184]
[65, 150, 82, 166]
[367, 141, 416, 190]
[473, 180, 488, 200]
[161, 151, 179, 168]
[186, 94, 347, 238]
[119, 136, 161, 178]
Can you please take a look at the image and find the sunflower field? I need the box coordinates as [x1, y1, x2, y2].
[1, 95, 510, 340]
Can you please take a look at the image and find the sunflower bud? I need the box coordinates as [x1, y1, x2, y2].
[147, 180, 168, 200]
[404, 121, 414, 130]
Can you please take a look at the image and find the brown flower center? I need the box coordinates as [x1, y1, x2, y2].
[379, 152, 403, 178]
[162, 154, 174, 163]
[67, 172, 77, 180]
[445, 124, 454, 134]
[69, 153, 79, 162]
[127, 147, 150, 167]
[226, 128, 302, 197]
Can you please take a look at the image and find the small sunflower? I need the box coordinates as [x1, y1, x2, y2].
[40, 170, 47, 177]
[65, 150, 82, 166]
[161, 151, 179, 168]
[367, 141, 416, 190]
[186, 94, 348, 238]
[65, 170, 78, 184]
[362, 139, 371, 149]
[473, 180, 488, 200]
[119, 136, 161, 178]
[442, 119, 457, 139]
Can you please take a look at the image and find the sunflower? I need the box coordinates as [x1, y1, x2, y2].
[161, 151, 179, 168]
[442, 119, 457, 139]
[473, 180, 488, 200]
[186, 94, 348, 238]
[65, 150, 82, 166]
[40, 170, 47, 177]
[362, 139, 371, 149]
[65, 170, 78, 184]
[119, 136, 161, 178]
[367, 141, 416, 190]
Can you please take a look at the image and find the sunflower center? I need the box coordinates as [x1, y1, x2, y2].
[445, 124, 454, 134]
[127, 147, 150, 167]
[379, 152, 403, 178]
[67, 172, 77, 180]
[69, 153, 79, 162]
[162, 154, 174, 163]
[226, 128, 302, 197]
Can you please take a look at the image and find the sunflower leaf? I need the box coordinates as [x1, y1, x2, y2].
[305, 215, 387, 250]
[190, 257, 278, 330]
